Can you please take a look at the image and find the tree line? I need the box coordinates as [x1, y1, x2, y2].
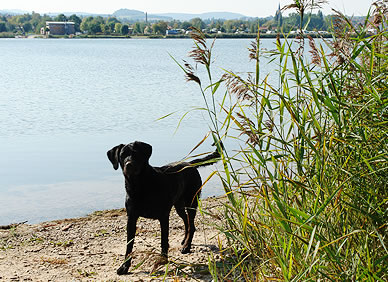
[0, 11, 343, 36]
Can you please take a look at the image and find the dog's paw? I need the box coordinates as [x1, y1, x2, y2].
[180, 246, 191, 254]
[117, 264, 130, 275]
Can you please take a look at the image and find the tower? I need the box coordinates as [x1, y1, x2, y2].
[275, 3, 283, 29]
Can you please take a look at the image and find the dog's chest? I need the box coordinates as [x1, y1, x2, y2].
[125, 182, 173, 219]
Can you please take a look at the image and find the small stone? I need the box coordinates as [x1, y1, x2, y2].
[62, 223, 73, 231]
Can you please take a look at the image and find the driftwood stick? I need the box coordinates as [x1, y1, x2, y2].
[0, 221, 28, 230]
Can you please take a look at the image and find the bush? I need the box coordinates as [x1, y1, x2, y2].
[0, 32, 15, 38]
[175, 1, 387, 280]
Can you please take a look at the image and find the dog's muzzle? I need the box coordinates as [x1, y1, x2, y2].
[123, 160, 133, 174]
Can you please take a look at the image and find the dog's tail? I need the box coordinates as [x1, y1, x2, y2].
[188, 142, 223, 168]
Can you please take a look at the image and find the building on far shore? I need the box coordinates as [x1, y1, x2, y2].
[43, 21, 75, 35]
[166, 29, 183, 35]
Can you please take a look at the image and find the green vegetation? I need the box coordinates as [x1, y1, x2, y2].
[94, 229, 109, 237]
[0, 7, 365, 38]
[175, 0, 387, 280]
[76, 269, 97, 277]
[0, 240, 14, 251]
[51, 239, 74, 248]
[28, 235, 44, 244]
[0, 12, 53, 36]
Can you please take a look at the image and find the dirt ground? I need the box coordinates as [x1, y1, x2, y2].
[0, 197, 226, 281]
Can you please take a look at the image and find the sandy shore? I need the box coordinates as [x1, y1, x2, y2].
[0, 196, 225, 281]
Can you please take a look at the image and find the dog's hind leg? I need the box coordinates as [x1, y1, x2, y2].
[181, 199, 198, 254]
[174, 203, 189, 246]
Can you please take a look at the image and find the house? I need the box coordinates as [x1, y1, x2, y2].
[166, 29, 181, 35]
[367, 28, 377, 34]
[45, 21, 75, 35]
[259, 26, 268, 33]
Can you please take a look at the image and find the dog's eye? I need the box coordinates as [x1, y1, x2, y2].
[120, 151, 130, 158]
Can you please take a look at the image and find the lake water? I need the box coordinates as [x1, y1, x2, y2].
[0, 38, 276, 225]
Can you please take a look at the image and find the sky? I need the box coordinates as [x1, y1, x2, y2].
[1, 0, 375, 17]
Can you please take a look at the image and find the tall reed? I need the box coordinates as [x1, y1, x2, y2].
[176, 0, 387, 280]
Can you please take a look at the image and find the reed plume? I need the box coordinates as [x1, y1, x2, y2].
[308, 35, 321, 66]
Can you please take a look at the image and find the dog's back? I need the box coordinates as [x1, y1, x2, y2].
[157, 162, 202, 205]
[158, 147, 221, 205]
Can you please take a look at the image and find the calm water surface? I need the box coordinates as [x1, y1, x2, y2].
[0, 38, 276, 224]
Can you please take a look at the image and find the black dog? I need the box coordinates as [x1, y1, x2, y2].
[107, 141, 220, 275]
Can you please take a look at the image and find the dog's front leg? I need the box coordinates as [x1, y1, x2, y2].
[150, 215, 170, 272]
[159, 215, 169, 257]
[117, 215, 138, 275]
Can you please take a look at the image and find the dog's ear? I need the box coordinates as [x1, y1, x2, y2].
[136, 141, 152, 162]
[107, 144, 124, 170]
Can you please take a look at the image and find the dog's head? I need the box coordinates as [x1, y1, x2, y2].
[107, 141, 152, 176]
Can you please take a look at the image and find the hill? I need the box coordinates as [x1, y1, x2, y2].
[0, 9, 29, 15]
[155, 11, 249, 21]
[113, 9, 249, 22]
[113, 9, 172, 21]
[1, 8, 250, 21]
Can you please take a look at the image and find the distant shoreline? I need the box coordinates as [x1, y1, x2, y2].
[0, 32, 333, 39]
